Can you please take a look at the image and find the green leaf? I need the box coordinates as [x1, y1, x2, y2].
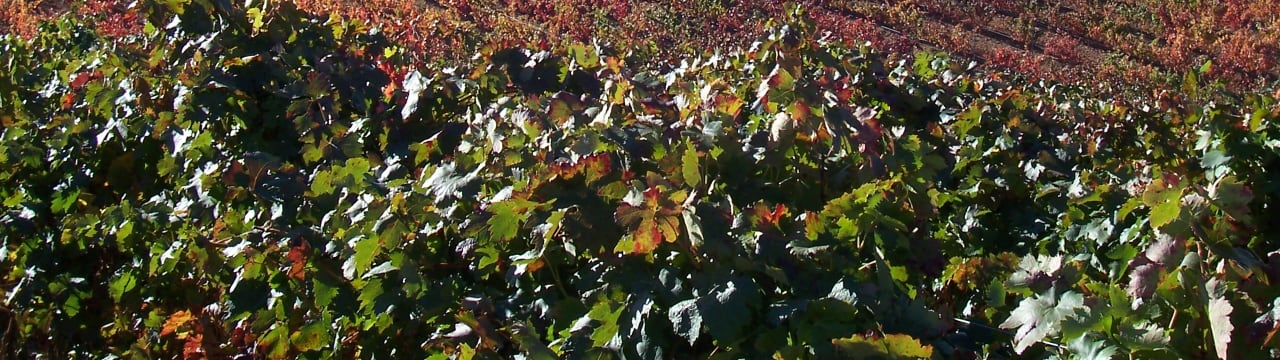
[587, 297, 624, 348]
[264, 323, 290, 358]
[681, 145, 700, 188]
[667, 299, 702, 345]
[109, 271, 137, 302]
[401, 69, 430, 120]
[681, 208, 704, 250]
[1115, 321, 1169, 350]
[510, 321, 558, 360]
[1209, 175, 1252, 223]
[831, 333, 934, 359]
[116, 220, 133, 243]
[1142, 178, 1183, 229]
[486, 199, 533, 243]
[291, 322, 330, 352]
[349, 236, 379, 279]
[999, 291, 1085, 354]
[420, 162, 479, 201]
[698, 279, 759, 343]
[1066, 335, 1118, 360]
[314, 275, 339, 307]
[312, 169, 335, 195]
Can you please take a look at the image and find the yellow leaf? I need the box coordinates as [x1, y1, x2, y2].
[161, 310, 195, 338]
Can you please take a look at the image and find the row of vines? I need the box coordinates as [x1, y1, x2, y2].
[2, 0, 1279, 358]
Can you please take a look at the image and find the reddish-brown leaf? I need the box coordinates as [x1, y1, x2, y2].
[287, 244, 308, 281]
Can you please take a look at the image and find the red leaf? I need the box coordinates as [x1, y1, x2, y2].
[287, 244, 308, 281]
[752, 202, 788, 228]
[70, 72, 91, 89]
[182, 332, 205, 360]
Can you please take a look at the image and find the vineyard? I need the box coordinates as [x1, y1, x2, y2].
[5, 0, 1279, 95]
[2, 0, 1279, 359]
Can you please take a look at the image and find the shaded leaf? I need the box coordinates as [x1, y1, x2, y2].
[1209, 175, 1252, 223]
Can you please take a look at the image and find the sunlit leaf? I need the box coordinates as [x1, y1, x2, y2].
[1207, 280, 1234, 360]
[831, 333, 933, 358]
[999, 291, 1085, 354]
[667, 299, 701, 345]
[1142, 177, 1183, 229]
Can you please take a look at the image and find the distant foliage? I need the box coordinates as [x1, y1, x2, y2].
[2, 1, 1280, 359]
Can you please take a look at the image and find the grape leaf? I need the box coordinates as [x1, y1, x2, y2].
[667, 299, 701, 345]
[1207, 286, 1234, 360]
[999, 291, 1085, 354]
[421, 162, 480, 201]
[1145, 232, 1185, 265]
[291, 322, 329, 352]
[1142, 178, 1183, 229]
[698, 279, 760, 343]
[831, 333, 933, 359]
[1066, 334, 1118, 360]
[1209, 175, 1252, 223]
[681, 145, 700, 188]
[614, 185, 684, 254]
[1116, 321, 1169, 350]
[401, 69, 430, 120]
[1127, 260, 1161, 299]
[160, 310, 195, 337]
[586, 297, 624, 348]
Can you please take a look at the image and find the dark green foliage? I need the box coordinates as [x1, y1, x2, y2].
[1, 1, 1278, 359]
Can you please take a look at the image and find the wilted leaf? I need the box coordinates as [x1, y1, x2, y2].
[287, 245, 308, 281]
[751, 202, 787, 229]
